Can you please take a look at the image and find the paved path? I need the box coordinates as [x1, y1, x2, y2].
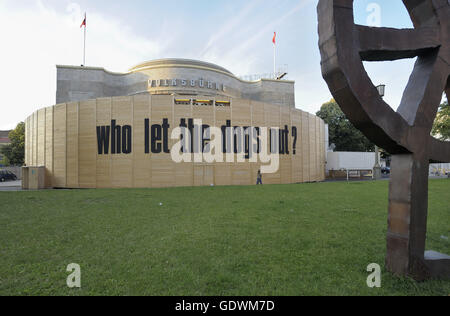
[0, 180, 22, 191]
[430, 175, 450, 179]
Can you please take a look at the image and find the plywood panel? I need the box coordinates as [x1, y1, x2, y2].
[174, 162, 193, 187]
[264, 103, 280, 128]
[78, 100, 97, 188]
[193, 98, 214, 159]
[232, 163, 251, 186]
[262, 167, 281, 184]
[320, 119, 325, 180]
[193, 164, 215, 186]
[150, 95, 174, 188]
[280, 106, 291, 184]
[53, 104, 66, 187]
[111, 97, 133, 188]
[232, 99, 251, 126]
[215, 104, 231, 160]
[174, 102, 192, 129]
[250, 164, 260, 185]
[96, 98, 112, 188]
[37, 109, 46, 166]
[193, 96, 214, 122]
[151, 95, 173, 115]
[173, 98, 193, 188]
[66, 102, 79, 188]
[111, 159, 133, 188]
[291, 109, 302, 183]
[45, 107, 54, 188]
[215, 163, 232, 186]
[133, 95, 151, 188]
[25, 116, 29, 166]
[250, 101, 265, 126]
[309, 114, 317, 182]
[32, 111, 37, 166]
[151, 95, 174, 145]
[280, 158, 291, 184]
[260, 103, 278, 179]
[151, 155, 175, 188]
[204, 165, 214, 186]
[27, 115, 31, 166]
[28, 115, 31, 166]
[215, 103, 231, 126]
[280, 106, 290, 128]
[194, 165, 204, 186]
[302, 111, 310, 182]
[315, 116, 321, 182]
[30, 114, 34, 166]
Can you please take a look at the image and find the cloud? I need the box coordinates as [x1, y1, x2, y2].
[0, 0, 164, 130]
[200, 0, 315, 78]
[226, 0, 314, 60]
[0, 0, 420, 130]
[200, 0, 263, 58]
[0, 0, 321, 130]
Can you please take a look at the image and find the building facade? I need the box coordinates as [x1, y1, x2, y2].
[24, 59, 326, 189]
[56, 59, 296, 109]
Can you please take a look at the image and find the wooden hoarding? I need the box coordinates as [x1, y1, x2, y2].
[24, 95, 326, 189]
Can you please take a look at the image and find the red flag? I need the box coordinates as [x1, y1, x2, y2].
[272, 32, 276, 45]
[80, 14, 86, 28]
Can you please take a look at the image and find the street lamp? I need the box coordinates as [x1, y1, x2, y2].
[373, 84, 386, 180]
[376, 84, 386, 98]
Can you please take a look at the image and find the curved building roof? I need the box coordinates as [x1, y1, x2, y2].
[129, 59, 234, 76]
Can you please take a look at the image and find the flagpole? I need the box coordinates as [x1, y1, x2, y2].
[83, 13, 86, 66]
[273, 43, 276, 77]
[273, 32, 276, 78]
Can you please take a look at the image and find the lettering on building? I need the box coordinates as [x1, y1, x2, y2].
[148, 79, 225, 91]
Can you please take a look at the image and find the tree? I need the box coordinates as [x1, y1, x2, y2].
[432, 99, 450, 141]
[316, 99, 374, 152]
[0, 122, 25, 166]
[0, 147, 11, 166]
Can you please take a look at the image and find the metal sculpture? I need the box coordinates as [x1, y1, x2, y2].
[318, 0, 449, 280]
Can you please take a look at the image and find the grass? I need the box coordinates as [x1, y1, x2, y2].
[0, 179, 449, 296]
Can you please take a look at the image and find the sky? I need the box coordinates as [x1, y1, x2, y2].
[0, 0, 417, 130]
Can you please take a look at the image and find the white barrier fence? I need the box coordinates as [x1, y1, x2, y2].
[429, 163, 450, 176]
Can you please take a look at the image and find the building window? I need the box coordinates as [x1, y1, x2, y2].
[175, 99, 191, 105]
[193, 99, 213, 106]
[215, 101, 231, 107]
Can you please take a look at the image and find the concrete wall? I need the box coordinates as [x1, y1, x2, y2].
[56, 59, 295, 109]
[3, 166, 22, 179]
[25, 95, 326, 189]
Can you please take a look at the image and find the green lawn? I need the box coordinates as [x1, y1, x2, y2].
[0, 179, 449, 296]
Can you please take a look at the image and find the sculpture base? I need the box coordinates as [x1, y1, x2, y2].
[386, 154, 450, 281]
[423, 251, 450, 279]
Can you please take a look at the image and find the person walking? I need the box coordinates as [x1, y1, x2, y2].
[256, 169, 263, 185]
